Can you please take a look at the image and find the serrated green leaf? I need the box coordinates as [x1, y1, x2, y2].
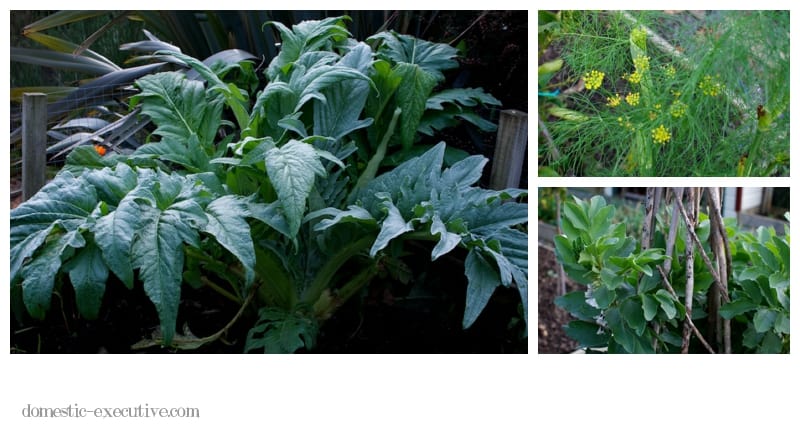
[307, 205, 376, 232]
[21, 230, 84, 319]
[203, 195, 256, 287]
[132, 137, 210, 173]
[63, 144, 121, 175]
[135, 72, 224, 148]
[11, 173, 97, 282]
[441, 155, 487, 190]
[370, 199, 413, 257]
[430, 214, 461, 261]
[64, 242, 108, 319]
[265, 140, 326, 238]
[94, 186, 146, 289]
[83, 163, 138, 205]
[370, 31, 458, 82]
[266, 16, 351, 80]
[130, 173, 209, 346]
[313, 42, 374, 145]
[463, 249, 501, 329]
[245, 307, 319, 353]
[426, 87, 501, 111]
[393, 62, 437, 150]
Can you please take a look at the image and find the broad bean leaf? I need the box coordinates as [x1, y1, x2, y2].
[564, 320, 609, 348]
[555, 291, 601, 322]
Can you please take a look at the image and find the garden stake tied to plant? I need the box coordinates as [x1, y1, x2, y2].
[10, 16, 528, 352]
[552, 188, 789, 353]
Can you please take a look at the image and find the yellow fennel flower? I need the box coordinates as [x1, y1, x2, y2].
[583, 70, 605, 90]
[664, 65, 676, 78]
[652, 125, 671, 144]
[699, 74, 723, 96]
[670, 100, 687, 118]
[633, 55, 650, 73]
[607, 93, 622, 107]
[627, 70, 643, 84]
[625, 92, 640, 106]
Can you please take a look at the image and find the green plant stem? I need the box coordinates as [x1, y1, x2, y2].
[301, 235, 377, 305]
[200, 276, 241, 304]
[184, 247, 246, 281]
[743, 130, 764, 176]
[313, 263, 378, 320]
[351, 106, 402, 197]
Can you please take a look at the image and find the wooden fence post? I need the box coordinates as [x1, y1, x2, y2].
[490, 109, 528, 190]
[22, 93, 47, 201]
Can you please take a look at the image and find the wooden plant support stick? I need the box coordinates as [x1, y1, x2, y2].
[663, 188, 683, 276]
[641, 188, 657, 250]
[704, 188, 732, 353]
[657, 265, 716, 354]
[674, 190, 731, 304]
[680, 188, 696, 353]
[490, 109, 528, 190]
[22, 93, 47, 201]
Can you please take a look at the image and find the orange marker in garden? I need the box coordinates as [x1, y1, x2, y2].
[94, 144, 107, 156]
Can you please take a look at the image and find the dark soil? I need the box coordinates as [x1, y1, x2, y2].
[538, 244, 581, 353]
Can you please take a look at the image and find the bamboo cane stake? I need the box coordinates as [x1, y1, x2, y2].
[680, 188, 697, 353]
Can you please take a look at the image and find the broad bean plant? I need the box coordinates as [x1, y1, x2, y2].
[554, 195, 788, 353]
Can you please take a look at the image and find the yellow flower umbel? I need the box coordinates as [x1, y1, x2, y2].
[617, 116, 635, 132]
[625, 92, 640, 106]
[633, 55, 650, 73]
[607, 93, 622, 107]
[651, 125, 671, 144]
[699, 74, 723, 96]
[670, 100, 687, 118]
[627, 70, 643, 84]
[583, 70, 605, 90]
[664, 65, 676, 78]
